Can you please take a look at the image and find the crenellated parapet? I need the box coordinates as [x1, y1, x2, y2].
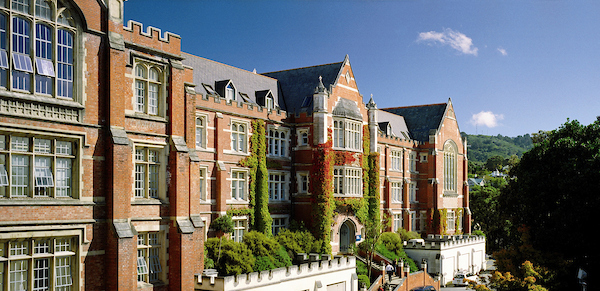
[121, 20, 182, 56]
[403, 235, 486, 250]
[197, 93, 289, 120]
[378, 132, 424, 146]
[195, 256, 356, 291]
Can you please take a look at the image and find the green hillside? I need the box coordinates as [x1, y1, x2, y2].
[461, 133, 533, 164]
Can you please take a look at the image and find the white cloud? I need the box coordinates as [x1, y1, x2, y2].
[470, 111, 504, 128]
[497, 47, 508, 56]
[417, 28, 478, 56]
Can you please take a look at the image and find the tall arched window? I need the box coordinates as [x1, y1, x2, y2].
[443, 141, 457, 193]
[134, 63, 163, 116]
[0, 0, 77, 98]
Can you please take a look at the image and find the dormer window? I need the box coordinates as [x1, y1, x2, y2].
[225, 83, 235, 100]
[256, 90, 275, 110]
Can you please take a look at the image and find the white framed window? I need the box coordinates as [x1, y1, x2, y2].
[0, 134, 77, 198]
[199, 166, 207, 201]
[268, 127, 288, 157]
[297, 172, 309, 194]
[195, 114, 207, 149]
[410, 211, 425, 232]
[392, 213, 402, 232]
[268, 171, 287, 201]
[271, 216, 288, 236]
[134, 61, 164, 116]
[297, 129, 309, 146]
[333, 166, 362, 196]
[443, 141, 458, 193]
[0, 236, 77, 291]
[0, 0, 77, 98]
[408, 181, 417, 203]
[137, 232, 163, 284]
[391, 181, 402, 203]
[230, 120, 248, 153]
[232, 217, 247, 243]
[390, 150, 402, 171]
[134, 145, 163, 199]
[225, 83, 235, 101]
[332, 119, 362, 151]
[408, 151, 418, 173]
[447, 210, 456, 231]
[230, 169, 247, 201]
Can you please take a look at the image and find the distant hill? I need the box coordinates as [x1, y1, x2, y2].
[461, 133, 534, 164]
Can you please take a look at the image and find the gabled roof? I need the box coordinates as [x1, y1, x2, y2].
[381, 103, 448, 142]
[261, 59, 345, 116]
[377, 110, 411, 139]
[182, 53, 279, 107]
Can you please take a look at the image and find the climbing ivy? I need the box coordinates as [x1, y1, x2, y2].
[239, 120, 272, 235]
[310, 134, 334, 254]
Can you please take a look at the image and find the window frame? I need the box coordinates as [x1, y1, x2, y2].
[332, 118, 362, 151]
[333, 166, 363, 197]
[390, 180, 402, 203]
[230, 168, 248, 202]
[133, 143, 165, 200]
[271, 215, 289, 236]
[0, 0, 79, 100]
[232, 217, 247, 243]
[195, 114, 208, 149]
[297, 171, 309, 194]
[132, 59, 166, 117]
[0, 234, 78, 291]
[0, 133, 79, 199]
[230, 119, 248, 154]
[390, 149, 402, 171]
[136, 231, 164, 284]
[267, 126, 289, 158]
[268, 171, 288, 202]
[443, 141, 458, 195]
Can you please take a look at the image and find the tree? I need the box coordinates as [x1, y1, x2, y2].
[485, 155, 505, 171]
[469, 184, 509, 253]
[467, 261, 549, 291]
[499, 119, 600, 290]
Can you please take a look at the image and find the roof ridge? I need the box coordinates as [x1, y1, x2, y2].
[181, 52, 277, 81]
[261, 61, 344, 75]
[381, 102, 447, 110]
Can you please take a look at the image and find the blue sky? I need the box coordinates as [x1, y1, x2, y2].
[124, 0, 600, 137]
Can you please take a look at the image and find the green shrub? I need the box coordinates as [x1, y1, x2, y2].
[275, 229, 322, 257]
[397, 228, 421, 242]
[358, 274, 370, 289]
[356, 260, 368, 276]
[379, 232, 403, 254]
[375, 243, 418, 272]
[204, 238, 254, 275]
[273, 245, 293, 268]
[254, 256, 275, 272]
[243, 231, 279, 257]
[210, 216, 234, 233]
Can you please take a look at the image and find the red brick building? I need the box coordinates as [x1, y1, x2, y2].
[0, 1, 469, 290]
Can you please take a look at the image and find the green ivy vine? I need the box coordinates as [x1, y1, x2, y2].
[239, 119, 272, 236]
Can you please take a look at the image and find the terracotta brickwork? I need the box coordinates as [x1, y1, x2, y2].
[0, 1, 469, 290]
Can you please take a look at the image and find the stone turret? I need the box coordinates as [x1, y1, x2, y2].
[313, 76, 329, 145]
[366, 95, 378, 153]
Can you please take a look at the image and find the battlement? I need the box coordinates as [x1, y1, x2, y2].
[378, 132, 424, 146]
[198, 93, 289, 119]
[121, 20, 182, 56]
[124, 20, 181, 43]
[195, 255, 356, 290]
[403, 235, 486, 250]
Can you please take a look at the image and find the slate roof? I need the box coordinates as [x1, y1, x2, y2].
[261, 61, 344, 116]
[381, 103, 448, 142]
[377, 110, 411, 139]
[182, 53, 279, 107]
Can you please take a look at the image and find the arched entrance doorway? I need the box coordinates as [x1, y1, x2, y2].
[339, 220, 355, 254]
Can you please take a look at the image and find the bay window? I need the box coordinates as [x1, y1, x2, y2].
[333, 166, 362, 196]
[0, 0, 77, 99]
